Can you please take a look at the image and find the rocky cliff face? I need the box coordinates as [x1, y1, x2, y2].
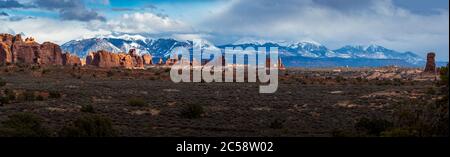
[0, 33, 80, 66]
[86, 49, 151, 68]
[62, 52, 81, 66]
[142, 54, 152, 65]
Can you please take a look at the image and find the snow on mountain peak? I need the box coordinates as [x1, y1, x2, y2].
[61, 36, 425, 66]
[233, 38, 273, 45]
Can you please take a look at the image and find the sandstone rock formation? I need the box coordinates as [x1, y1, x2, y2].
[1, 33, 78, 66]
[86, 52, 94, 65]
[128, 49, 144, 67]
[424, 52, 436, 73]
[62, 52, 82, 66]
[86, 49, 147, 69]
[158, 58, 164, 65]
[142, 54, 152, 65]
[1, 34, 17, 64]
[265, 57, 286, 70]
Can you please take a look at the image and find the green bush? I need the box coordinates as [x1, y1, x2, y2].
[426, 87, 436, 95]
[128, 98, 147, 107]
[0, 78, 6, 87]
[0, 113, 49, 137]
[0, 96, 10, 105]
[49, 91, 61, 99]
[269, 118, 285, 129]
[106, 70, 114, 77]
[331, 129, 355, 137]
[355, 117, 393, 136]
[41, 69, 50, 74]
[335, 76, 345, 83]
[24, 91, 36, 101]
[439, 64, 449, 86]
[4, 89, 15, 100]
[181, 104, 204, 119]
[59, 115, 117, 137]
[381, 128, 417, 137]
[80, 105, 95, 113]
[36, 95, 45, 101]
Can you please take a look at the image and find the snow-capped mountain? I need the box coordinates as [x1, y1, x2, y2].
[219, 40, 423, 64]
[334, 44, 423, 64]
[61, 35, 425, 67]
[61, 38, 122, 57]
[61, 35, 218, 59]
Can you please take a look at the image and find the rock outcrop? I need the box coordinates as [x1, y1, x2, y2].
[1, 33, 79, 66]
[265, 57, 286, 70]
[424, 52, 436, 73]
[142, 54, 152, 65]
[62, 52, 82, 66]
[128, 49, 144, 67]
[1, 34, 17, 64]
[86, 49, 147, 69]
[158, 58, 164, 65]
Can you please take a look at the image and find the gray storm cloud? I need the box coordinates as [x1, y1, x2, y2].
[201, 0, 449, 60]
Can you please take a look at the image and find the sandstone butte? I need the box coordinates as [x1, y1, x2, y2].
[1, 33, 80, 66]
[85, 49, 153, 69]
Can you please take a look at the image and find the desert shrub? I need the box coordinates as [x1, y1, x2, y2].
[381, 128, 417, 137]
[181, 104, 204, 119]
[106, 70, 114, 77]
[0, 113, 49, 137]
[331, 129, 355, 137]
[355, 117, 393, 136]
[0, 78, 6, 87]
[128, 98, 147, 107]
[269, 118, 285, 129]
[426, 87, 436, 95]
[124, 71, 131, 77]
[41, 69, 50, 74]
[31, 65, 41, 71]
[439, 64, 449, 86]
[392, 78, 403, 86]
[80, 105, 95, 113]
[0, 96, 10, 105]
[392, 98, 449, 137]
[149, 76, 158, 80]
[36, 95, 45, 101]
[59, 115, 116, 137]
[49, 91, 61, 99]
[335, 76, 345, 83]
[4, 89, 15, 100]
[355, 77, 363, 82]
[23, 91, 36, 101]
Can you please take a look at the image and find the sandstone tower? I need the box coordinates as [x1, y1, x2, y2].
[424, 52, 436, 73]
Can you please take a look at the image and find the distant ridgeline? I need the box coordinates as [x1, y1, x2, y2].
[61, 35, 447, 68]
[1, 33, 447, 68]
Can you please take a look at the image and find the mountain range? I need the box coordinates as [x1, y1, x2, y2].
[61, 34, 441, 67]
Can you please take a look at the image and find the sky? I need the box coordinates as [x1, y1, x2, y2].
[0, 0, 448, 61]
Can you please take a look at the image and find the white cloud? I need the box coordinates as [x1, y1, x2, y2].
[1, 17, 111, 44]
[170, 33, 212, 41]
[105, 12, 193, 34]
[201, 0, 449, 60]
